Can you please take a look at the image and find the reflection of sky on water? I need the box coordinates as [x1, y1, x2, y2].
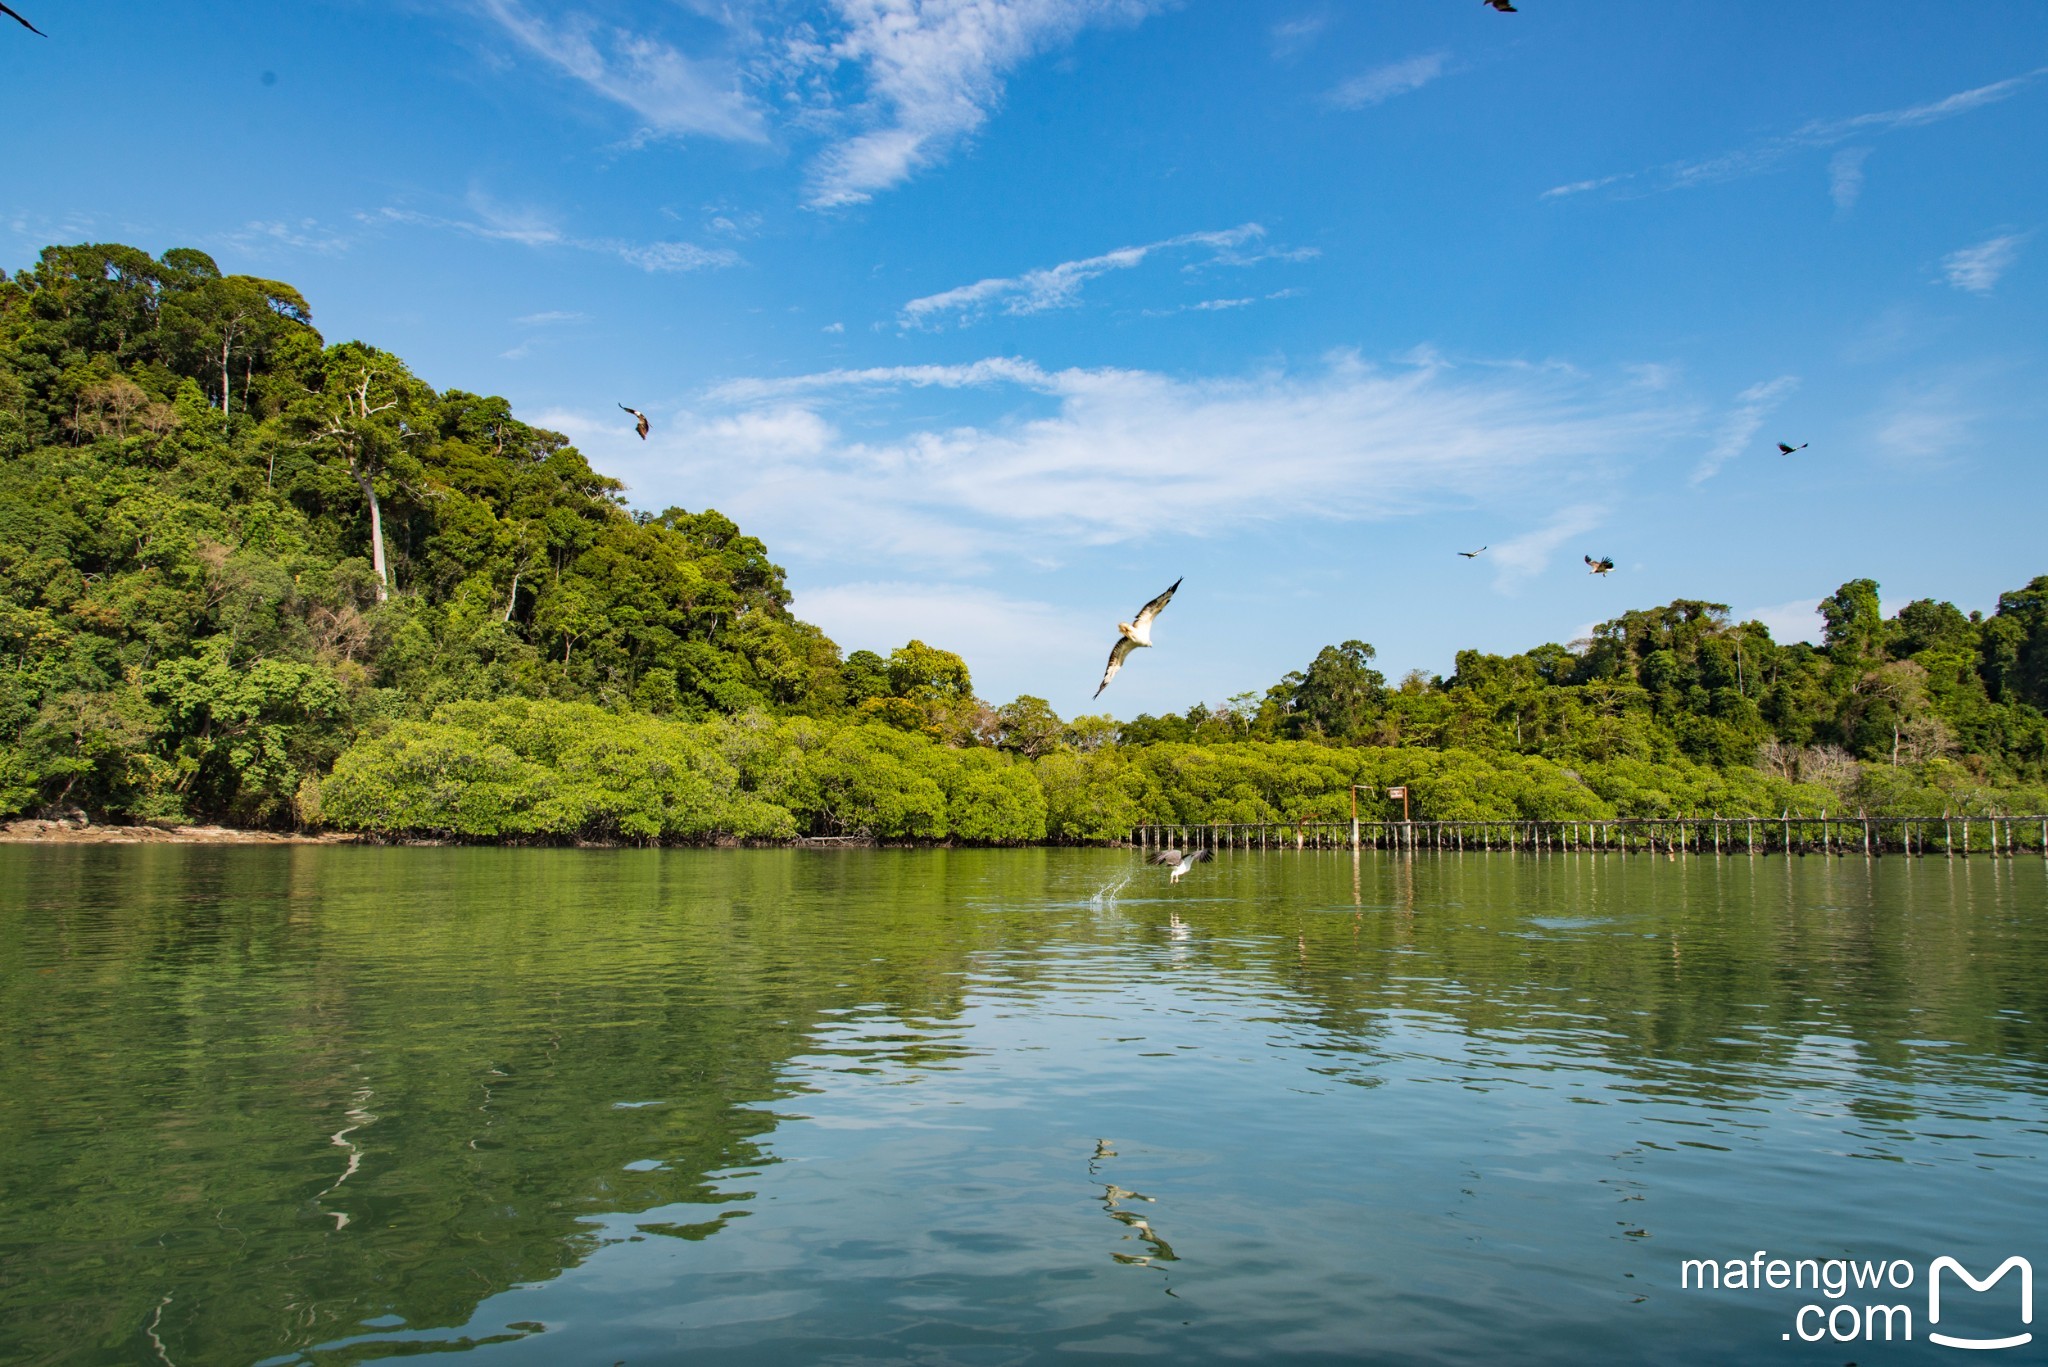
[4, 847, 2044, 1365]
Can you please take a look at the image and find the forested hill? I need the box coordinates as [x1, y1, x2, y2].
[4, 242, 2046, 842]
[0, 242, 855, 823]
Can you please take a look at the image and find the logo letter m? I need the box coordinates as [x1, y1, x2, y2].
[1929, 1256, 2033, 1350]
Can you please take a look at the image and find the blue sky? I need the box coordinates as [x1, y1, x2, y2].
[5, 1, 2045, 716]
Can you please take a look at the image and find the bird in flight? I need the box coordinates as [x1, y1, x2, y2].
[1584, 555, 1615, 576]
[1150, 848, 1212, 883]
[2, 2, 45, 34]
[1483, 0, 1517, 11]
[619, 404, 649, 440]
[1777, 442, 1807, 455]
[1094, 578, 1182, 698]
[1458, 546, 1488, 559]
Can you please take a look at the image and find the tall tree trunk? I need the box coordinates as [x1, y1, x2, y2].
[356, 471, 391, 602]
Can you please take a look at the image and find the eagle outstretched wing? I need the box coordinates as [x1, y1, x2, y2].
[1131, 577, 1182, 631]
[1095, 636, 1140, 698]
[1, 3, 45, 35]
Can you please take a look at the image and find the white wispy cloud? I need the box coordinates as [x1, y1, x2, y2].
[1691, 375, 1800, 485]
[1873, 383, 1976, 464]
[474, 0, 765, 143]
[1544, 67, 2046, 201]
[514, 310, 586, 326]
[1141, 288, 1301, 318]
[216, 218, 353, 257]
[1798, 70, 2045, 139]
[364, 194, 740, 274]
[898, 224, 1301, 327]
[1328, 52, 1448, 110]
[651, 351, 1681, 567]
[1541, 174, 1629, 201]
[794, 581, 1097, 686]
[1489, 504, 1610, 591]
[709, 355, 1053, 402]
[1942, 233, 2026, 293]
[1828, 147, 1871, 212]
[468, 2, 1162, 208]
[1742, 596, 1824, 645]
[803, 0, 1159, 208]
[1269, 14, 1326, 61]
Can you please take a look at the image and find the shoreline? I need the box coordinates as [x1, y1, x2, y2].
[0, 819, 361, 846]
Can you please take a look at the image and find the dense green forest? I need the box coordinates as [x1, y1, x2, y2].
[4, 243, 2046, 842]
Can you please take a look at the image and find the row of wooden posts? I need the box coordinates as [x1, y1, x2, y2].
[1130, 815, 2048, 858]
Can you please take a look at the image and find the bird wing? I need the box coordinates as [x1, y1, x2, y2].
[1094, 636, 1140, 698]
[2, 2, 46, 33]
[1189, 849, 1213, 864]
[1132, 577, 1182, 631]
[1149, 849, 1183, 865]
[1584, 555, 1596, 567]
[1777, 443, 1793, 454]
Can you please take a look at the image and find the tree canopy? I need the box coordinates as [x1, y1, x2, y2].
[6, 241, 2046, 841]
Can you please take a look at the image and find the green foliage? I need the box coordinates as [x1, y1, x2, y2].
[322, 700, 1054, 844]
[0, 241, 872, 825]
[5, 240, 2046, 840]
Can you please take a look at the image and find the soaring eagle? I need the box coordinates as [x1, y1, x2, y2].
[1777, 442, 1807, 455]
[1094, 578, 1182, 698]
[619, 404, 649, 440]
[1585, 555, 1616, 576]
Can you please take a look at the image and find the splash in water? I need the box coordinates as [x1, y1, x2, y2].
[1088, 869, 1141, 909]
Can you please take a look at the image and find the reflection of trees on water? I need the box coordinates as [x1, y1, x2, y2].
[1, 846, 2043, 1362]
[1093, 850, 2048, 1103]
[0, 847, 991, 1365]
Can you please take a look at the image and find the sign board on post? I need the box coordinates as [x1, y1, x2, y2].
[1387, 787, 1406, 798]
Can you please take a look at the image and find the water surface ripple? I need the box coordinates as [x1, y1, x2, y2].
[2, 847, 2044, 1364]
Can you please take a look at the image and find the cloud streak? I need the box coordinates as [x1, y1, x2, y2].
[364, 195, 739, 274]
[474, 0, 766, 143]
[1328, 52, 1448, 110]
[897, 224, 1306, 326]
[803, 0, 1159, 207]
[1828, 147, 1870, 212]
[1691, 375, 1799, 485]
[468, 1, 1163, 208]
[1544, 67, 2046, 200]
[657, 351, 1682, 567]
[1942, 233, 2026, 293]
[1489, 504, 1610, 591]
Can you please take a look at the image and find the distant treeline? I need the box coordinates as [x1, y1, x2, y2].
[4, 243, 2046, 841]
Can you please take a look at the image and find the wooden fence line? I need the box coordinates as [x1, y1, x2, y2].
[1129, 815, 2048, 858]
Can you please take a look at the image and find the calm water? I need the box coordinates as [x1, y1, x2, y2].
[2, 847, 2045, 1366]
